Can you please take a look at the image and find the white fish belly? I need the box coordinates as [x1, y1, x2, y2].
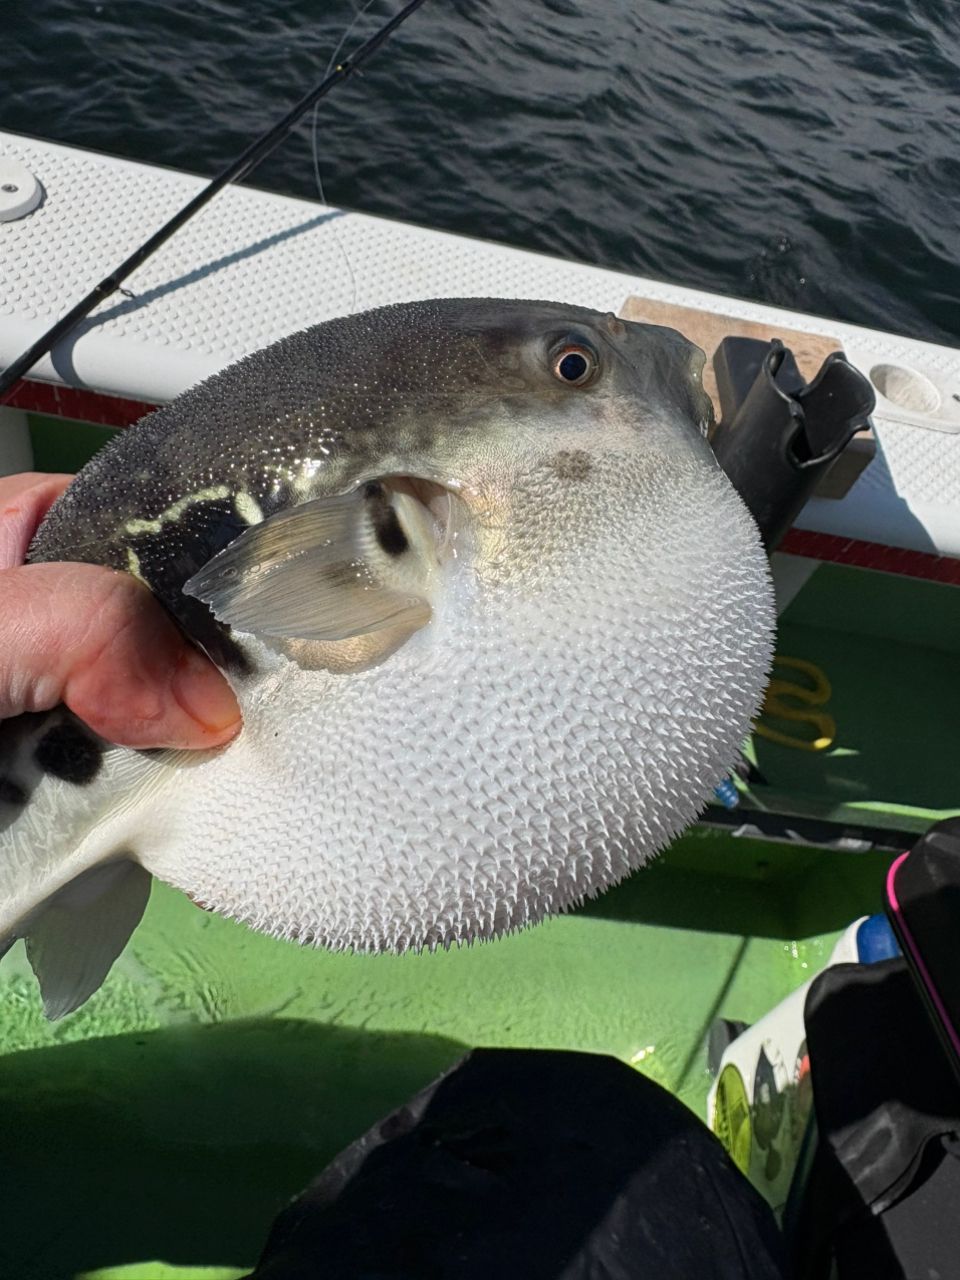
[144, 468, 772, 951]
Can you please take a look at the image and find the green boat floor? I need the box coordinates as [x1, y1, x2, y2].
[76, 1268, 247, 1280]
[750, 562, 960, 831]
[27, 415, 118, 477]
[1, 831, 890, 1280]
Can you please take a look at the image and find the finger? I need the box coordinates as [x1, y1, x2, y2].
[0, 562, 241, 750]
[0, 473, 74, 568]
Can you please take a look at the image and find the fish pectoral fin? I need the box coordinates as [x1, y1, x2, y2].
[183, 479, 446, 642]
[24, 859, 151, 1021]
[187, 562, 430, 642]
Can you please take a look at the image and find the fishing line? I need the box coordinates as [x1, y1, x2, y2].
[0, 0, 429, 404]
[311, 0, 384, 312]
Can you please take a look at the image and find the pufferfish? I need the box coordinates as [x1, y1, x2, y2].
[0, 298, 775, 1018]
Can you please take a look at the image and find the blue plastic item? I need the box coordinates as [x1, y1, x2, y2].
[855, 913, 900, 964]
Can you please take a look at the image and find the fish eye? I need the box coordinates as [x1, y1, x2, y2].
[551, 342, 598, 387]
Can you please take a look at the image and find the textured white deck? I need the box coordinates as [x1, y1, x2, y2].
[2, 131, 959, 556]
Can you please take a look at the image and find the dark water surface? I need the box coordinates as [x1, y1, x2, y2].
[4, 0, 960, 345]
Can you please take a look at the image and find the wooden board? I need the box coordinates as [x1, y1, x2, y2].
[619, 296, 842, 414]
[619, 295, 874, 500]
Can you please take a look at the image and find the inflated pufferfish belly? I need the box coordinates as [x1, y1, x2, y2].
[0, 298, 775, 1018]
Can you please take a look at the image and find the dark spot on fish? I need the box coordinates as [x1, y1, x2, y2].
[35, 723, 102, 785]
[0, 778, 26, 806]
[373, 505, 409, 557]
[125, 497, 253, 674]
[170, 594, 253, 674]
[550, 449, 593, 481]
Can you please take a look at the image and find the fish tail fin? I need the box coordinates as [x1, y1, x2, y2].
[0, 709, 159, 1019]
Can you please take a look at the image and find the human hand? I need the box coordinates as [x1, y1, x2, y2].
[0, 471, 241, 749]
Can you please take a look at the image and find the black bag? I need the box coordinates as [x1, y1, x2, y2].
[794, 960, 960, 1279]
[249, 1048, 786, 1279]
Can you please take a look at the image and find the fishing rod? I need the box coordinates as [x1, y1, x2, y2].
[0, 0, 428, 404]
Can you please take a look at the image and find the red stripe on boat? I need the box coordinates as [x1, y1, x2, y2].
[5, 378, 158, 428]
[782, 529, 960, 585]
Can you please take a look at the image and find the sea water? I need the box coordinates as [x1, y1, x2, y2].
[3, 0, 959, 345]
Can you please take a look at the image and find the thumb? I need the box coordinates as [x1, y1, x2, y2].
[0, 562, 241, 750]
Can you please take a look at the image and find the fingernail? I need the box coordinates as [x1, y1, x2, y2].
[170, 647, 241, 739]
